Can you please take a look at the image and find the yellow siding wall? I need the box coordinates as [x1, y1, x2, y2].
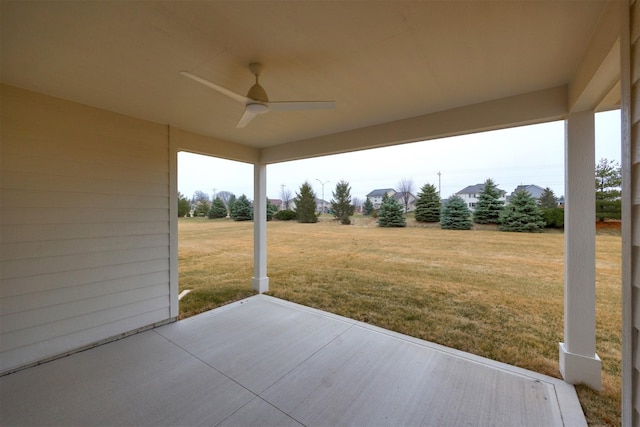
[0, 85, 171, 373]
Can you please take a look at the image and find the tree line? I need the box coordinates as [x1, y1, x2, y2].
[178, 157, 621, 231]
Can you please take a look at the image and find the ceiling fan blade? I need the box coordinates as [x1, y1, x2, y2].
[180, 71, 249, 105]
[236, 109, 259, 128]
[267, 101, 336, 112]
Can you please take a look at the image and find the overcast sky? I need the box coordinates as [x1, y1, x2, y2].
[178, 109, 622, 203]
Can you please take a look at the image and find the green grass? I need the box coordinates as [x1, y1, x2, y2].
[178, 216, 622, 426]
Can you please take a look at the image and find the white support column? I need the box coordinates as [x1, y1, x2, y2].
[252, 163, 269, 293]
[559, 110, 601, 390]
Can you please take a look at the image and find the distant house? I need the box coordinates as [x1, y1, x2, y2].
[456, 183, 506, 211]
[507, 184, 546, 203]
[269, 199, 283, 210]
[366, 188, 396, 209]
[315, 198, 330, 213]
[394, 191, 417, 212]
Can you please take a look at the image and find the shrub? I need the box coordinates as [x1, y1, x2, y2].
[596, 200, 622, 221]
[542, 208, 564, 228]
[274, 210, 297, 221]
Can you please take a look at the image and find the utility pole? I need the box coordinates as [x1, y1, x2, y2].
[437, 172, 441, 199]
[315, 179, 330, 216]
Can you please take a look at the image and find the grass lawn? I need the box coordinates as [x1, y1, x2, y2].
[178, 215, 622, 426]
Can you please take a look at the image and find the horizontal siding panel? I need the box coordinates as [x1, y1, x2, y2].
[0, 307, 170, 374]
[1, 133, 168, 163]
[2, 171, 168, 197]
[2, 152, 168, 185]
[1, 271, 169, 315]
[2, 234, 169, 261]
[635, 162, 640, 205]
[1, 295, 169, 351]
[634, 38, 640, 84]
[633, 122, 640, 163]
[636, 273, 640, 333]
[635, 206, 640, 246]
[1, 189, 168, 210]
[633, 1, 640, 44]
[1, 207, 169, 225]
[0, 85, 173, 372]
[2, 246, 169, 280]
[0, 259, 169, 298]
[2, 87, 168, 154]
[1, 283, 169, 335]
[633, 81, 640, 124]
[1, 221, 169, 243]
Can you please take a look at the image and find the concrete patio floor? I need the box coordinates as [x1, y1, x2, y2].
[0, 294, 586, 426]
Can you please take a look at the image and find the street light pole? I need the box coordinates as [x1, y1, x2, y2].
[316, 179, 330, 216]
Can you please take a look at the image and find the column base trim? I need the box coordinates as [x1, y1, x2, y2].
[252, 277, 269, 294]
[559, 342, 601, 390]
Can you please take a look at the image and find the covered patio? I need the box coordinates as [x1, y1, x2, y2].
[1, 1, 638, 425]
[0, 295, 586, 426]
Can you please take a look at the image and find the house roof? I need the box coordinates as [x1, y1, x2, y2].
[0, 1, 620, 165]
[366, 189, 395, 198]
[394, 192, 416, 200]
[456, 184, 486, 195]
[511, 184, 547, 198]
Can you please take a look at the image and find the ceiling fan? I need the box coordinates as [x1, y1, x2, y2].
[180, 63, 336, 128]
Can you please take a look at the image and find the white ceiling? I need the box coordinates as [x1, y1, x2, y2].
[1, 1, 619, 161]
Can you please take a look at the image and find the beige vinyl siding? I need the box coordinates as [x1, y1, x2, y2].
[0, 85, 171, 373]
[625, 1, 640, 425]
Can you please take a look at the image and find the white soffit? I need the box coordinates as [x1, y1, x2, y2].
[1, 1, 617, 161]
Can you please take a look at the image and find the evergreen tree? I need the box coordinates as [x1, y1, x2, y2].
[177, 192, 191, 217]
[595, 158, 622, 220]
[498, 190, 545, 232]
[294, 181, 318, 223]
[266, 198, 278, 221]
[414, 183, 441, 222]
[595, 158, 622, 200]
[363, 198, 374, 215]
[473, 178, 505, 224]
[227, 194, 237, 217]
[536, 187, 563, 228]
[377, 194, 406, 227]
[537, 187, 558, 209]
[230, 194, 253, 221]
[330, 180, 355, 225]
[208, 196, 228, 218]
[441, 195, 473, 230]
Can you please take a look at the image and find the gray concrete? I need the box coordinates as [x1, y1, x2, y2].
[0, 295, 586, 426]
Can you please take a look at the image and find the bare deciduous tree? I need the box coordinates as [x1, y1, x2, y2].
[352, 197, 363, 213]
[216, 191, 234, 208]
[280, 185, 293, 210]
[396, 178, 415, 213]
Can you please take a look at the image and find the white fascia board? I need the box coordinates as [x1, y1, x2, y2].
[170, 126, 260, 164]
[260, 86, 568, 165]
[569, 1, 622, 113]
